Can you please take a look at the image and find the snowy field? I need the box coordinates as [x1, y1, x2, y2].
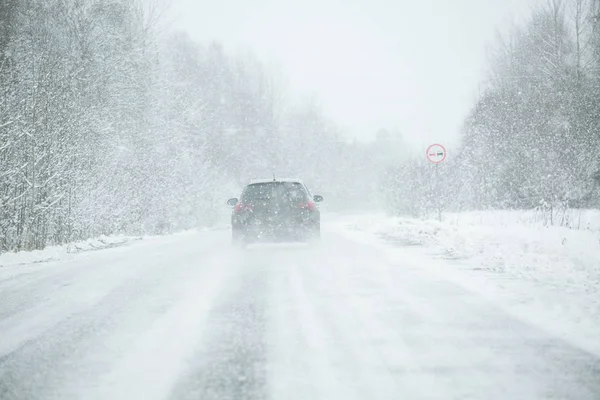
[333, 210, 600, 357]
[1, 213, 599, 399]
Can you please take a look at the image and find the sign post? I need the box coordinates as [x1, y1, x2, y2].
[426, 144, 447, 221]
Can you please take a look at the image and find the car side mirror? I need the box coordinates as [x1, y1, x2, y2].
[227, 198, 239, 206]
[313, 195, 323, 203]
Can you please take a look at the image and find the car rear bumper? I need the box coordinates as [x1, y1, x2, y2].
[232, 217, 319, 242]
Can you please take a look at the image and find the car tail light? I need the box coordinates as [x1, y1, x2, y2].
[298, 201, 316, 211]
[234, 203, 253, 212]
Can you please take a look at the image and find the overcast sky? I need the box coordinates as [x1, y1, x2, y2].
[169, 0, 538, 149]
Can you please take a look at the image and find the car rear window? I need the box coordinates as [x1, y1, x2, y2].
[242, 182, 308, 202]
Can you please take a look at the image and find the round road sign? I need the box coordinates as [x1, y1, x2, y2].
[426, 144, 446, 164]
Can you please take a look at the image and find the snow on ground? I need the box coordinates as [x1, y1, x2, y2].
[330, 211, 600, 357]
[442, 209, 600, 232]
[0, 225, 232, 269]
[0, 235, 140, 268]
[2, 215, 600, 399]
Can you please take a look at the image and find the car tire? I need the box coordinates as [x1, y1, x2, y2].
[232, 229, 246, 247]
[314, 222, 321, 239]
[305, 222, 320, 242]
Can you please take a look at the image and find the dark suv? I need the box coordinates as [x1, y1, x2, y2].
[227, 179, 323, 244]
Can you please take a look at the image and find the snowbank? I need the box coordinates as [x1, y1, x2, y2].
[0, 235, 140, 268]
[442, 209, 600, 232]
[334, 211, 600, 356]
[0, 224, 232, 268]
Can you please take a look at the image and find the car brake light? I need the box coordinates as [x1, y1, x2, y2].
[234, 203, 253, 212]
[298, 201, 316, 211]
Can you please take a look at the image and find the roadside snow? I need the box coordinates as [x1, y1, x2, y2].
[0, 236, 141, 268]
[331, 211, 600, 357]
[0, 225, 232, 269]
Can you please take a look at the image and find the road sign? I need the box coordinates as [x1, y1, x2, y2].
[426, 144, 446, 164]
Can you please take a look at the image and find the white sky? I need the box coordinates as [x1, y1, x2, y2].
[169, 0, 538, 149]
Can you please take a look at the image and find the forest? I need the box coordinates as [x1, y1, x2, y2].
[386, 0, 600, 219]
[2, 0, 599, 252]
[0, 0, 402, 252]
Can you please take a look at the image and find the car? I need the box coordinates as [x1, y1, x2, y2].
[227, 178, 323, 245]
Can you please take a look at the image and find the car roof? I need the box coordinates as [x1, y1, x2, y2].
[248, 178, 303, 185]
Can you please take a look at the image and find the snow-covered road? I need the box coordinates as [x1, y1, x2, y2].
[1, 220, 599, 400]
